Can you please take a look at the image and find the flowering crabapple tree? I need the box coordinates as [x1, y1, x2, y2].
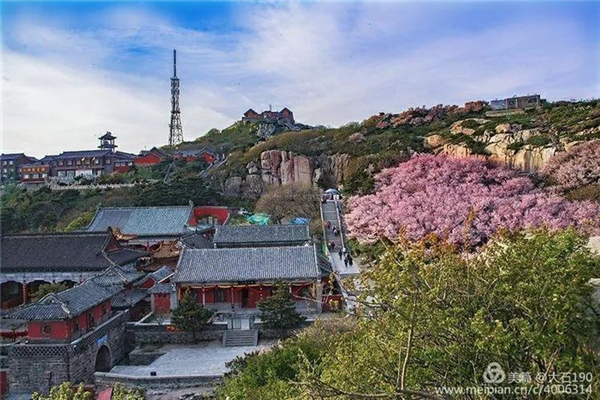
[541, 140, 600, 191]
[346, 155, 599, 247]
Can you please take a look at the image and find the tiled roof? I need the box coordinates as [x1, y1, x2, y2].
[213, 224, 310, 246]
[0, 153, 25, 160]
[91, 265, 145, 288]
[0, 231, 145, 272]
[111, 289, 148, 308]
[149, 283, 172, 294]
[55, 150, 111, 159]
[181, 233, 213, 249]
[87, 205, 193, 236]
[6, 281, 118, 321]
[173, 245, 327, 284]
[151, 266, 173, 282]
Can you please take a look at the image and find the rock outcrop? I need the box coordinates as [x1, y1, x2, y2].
[428, 122, 560, 172]
[222, 150, 350, 197]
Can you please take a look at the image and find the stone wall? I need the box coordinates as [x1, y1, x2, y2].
[94, 372, 222, 391]
[128, 324, 225, 345]
[7, 311, 131, 395]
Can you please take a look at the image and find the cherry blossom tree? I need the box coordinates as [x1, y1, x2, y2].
[541, 140, 600, 191]
[346, 155, 599, 246]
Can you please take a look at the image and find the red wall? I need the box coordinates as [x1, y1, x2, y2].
[140, 278, 155, 289]
[153, 294, 170, 313]
[134, 153, 163, 167]
[191, 206, 230, 225]
[28, 301, 111, 340]
[28, 321, 70, 340]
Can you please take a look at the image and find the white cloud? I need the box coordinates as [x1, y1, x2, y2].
[1, 2, 598, 157]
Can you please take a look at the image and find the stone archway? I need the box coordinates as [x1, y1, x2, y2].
[94, 345, 112, 372]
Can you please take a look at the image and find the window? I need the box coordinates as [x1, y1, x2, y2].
[106, 158, 111, 164]
[8, 160, 13, 165]
[215, 289, 228, 303]
[67, 160, 73, 165]
[58, 160, 64, 166]
[2, 168, 6, 173]
[94, 159, 100, 165]
[89, 312, 95, 328]
[32, 173, 39, 179]
[41, 324, 53, 336]
[73, 319, 79, 332]
[58, 171, 66, 177]
[23, 174, 30, 179]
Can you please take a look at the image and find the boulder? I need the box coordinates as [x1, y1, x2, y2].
[223, 176, 243, 196]
[425, 134, 447, 148]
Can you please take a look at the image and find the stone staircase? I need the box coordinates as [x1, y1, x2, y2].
[223, 329, 258, 347]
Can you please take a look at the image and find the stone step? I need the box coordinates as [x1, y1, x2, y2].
[223, 329, 258, 347]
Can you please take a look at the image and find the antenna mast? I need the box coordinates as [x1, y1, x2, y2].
[169, 49, 184, 147]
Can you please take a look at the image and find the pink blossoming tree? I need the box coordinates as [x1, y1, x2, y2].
[541, 140, 600, 191]
[346, 155, 599, 247]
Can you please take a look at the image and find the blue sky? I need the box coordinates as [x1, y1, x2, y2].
[2, 1, 599, 157]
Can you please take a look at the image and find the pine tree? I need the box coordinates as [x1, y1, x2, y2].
[258, 282, 306, 330]
[171, 290, 214, 342]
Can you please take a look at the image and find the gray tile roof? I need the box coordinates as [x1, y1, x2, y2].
[0, 231, 145, 272]
[151, 266, 173, 282]
[5, 281, 118, 321]
[149, 283, 172, 294]
[181, 233, 213, 249]
[111, 289, 149, 308]
[173, 245, 327, 284]
[87, 205, 194, 236]
[213, 224, 310, 246]
[55, 150, 111, 159]
[91, 265, 145, 288]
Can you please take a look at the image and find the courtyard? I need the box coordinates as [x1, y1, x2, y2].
[109, 339, 276, 377]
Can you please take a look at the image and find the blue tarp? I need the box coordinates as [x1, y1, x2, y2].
[246, 213, 270, 225]
[290, 218, 309, 225]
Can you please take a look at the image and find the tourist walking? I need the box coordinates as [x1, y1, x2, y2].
[344, 256, 349, 267]
[348, 256, 354, 266]
[338, 249, 343, 260]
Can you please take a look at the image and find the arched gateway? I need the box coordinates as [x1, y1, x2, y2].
[95, 345, 111, 372]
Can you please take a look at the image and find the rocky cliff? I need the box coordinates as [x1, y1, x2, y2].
[223, 151, 350, 197]
[425, 119, 599, 173]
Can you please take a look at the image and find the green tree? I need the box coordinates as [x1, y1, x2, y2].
[298, 230, 600, 397]
[216, 318, 354, 400]
[32, 382, 91, 400]
[64, 211, 95, 231]
[258, 282, 306, 330]
[32, 282, 69, 302]
[111, 383, 145, 400]
[171, 290, 215, 342]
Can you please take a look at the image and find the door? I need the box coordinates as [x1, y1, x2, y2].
[241, 288, 249, 308]
[231, 317, 242, 330]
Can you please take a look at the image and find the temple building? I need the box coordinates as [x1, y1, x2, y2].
[172, 146, 218, 164]
[171, 244, 331, 314]
[242, 107, 294, 124]
[86, 205, 196, 245]
[46, 133, 135, 181]
[134, 147, 168, 167]
[0, 230, 146, 309]
[213, 224, 310, 248]
[1, 153, 38, 182]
